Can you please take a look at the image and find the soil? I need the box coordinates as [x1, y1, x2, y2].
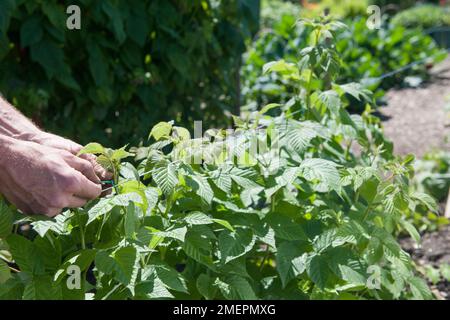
[400, 225, 450, 300]
[378, 57, 450, 157]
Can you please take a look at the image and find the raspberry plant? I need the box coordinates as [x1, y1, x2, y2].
[0, 18, 436, 300]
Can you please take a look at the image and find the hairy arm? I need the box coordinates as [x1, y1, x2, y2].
[0, 96, 41, 140]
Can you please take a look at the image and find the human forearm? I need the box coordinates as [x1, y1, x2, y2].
[0, 96, 41, 140]
[0, 96, 83, 154]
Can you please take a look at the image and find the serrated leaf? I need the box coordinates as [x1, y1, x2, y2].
[184, 212, 213, 225]
[299, 158, 340, 192]
[154, 264, 188, 293]
[155, 226, 187, 242]
[276, 242, 308, 287]
[23, 275, 62, 300]
[112, 246, 139, 287]
[153, 162, 178, 195]
[189, 175, 214, 205]
[266, 214, 308, 241]
[410, 191, 437, 212]
[218, 276, 257, 300]
[77, 142, 105, 156]
[409, 276, 433, 300]
[218, 229, 255, 264]
[87, 192, 143, 225]
[307, 254, 334, 290]
[149, 122, 172, 141]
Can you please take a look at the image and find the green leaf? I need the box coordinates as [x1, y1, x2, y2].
[41, 2, 66, 29]
[284, 122, 320, 154]
[55, 249, 96, 283]
[23, 275, 62, 300]
[154, 226, 187, 242]
[259, 103, 281, 115]
[30, 38, 66, 78]
[217, 276, 257, 300]
[77, 142, 105, 156]
[182, 228, 214, 268]
[124, 202, 138, 239]
[136, 268, 174, 299]
[410, 191, 437, 212]
[112, 246, 138, 286]
[6, 234, 39, 273]
[399, 219, 421, 244]
[218, 229, 255, 264]
[196, 273, 217, 300]
[149, 122, 173, 141]
[334, 82, 371, 102]
[20, 15, 43, 48]
[153, 162, 178, 195]
[172, 126, 191, 141]
[184, 212, 213, 225]
[111, 147, 132, 161]
[440, 264, 450, 282]
[126, 10, 149, 47]
[266, 214, 308, 241]
[263, 60, 300, 79]
[307, 254, 334, 290]
[299, 158, 340, 192]
[276, 242, 308, 287]
[409, 276, 433, 300]
[0, 201, 12, 239]
[102, 1, 126, 44]
[0, 259, 11, 284]
[189, 175, 214, 205]
[212, 219, 235, 232]
[154, 264, 188, 293]
[31, 210, 70, 237]
[317, 90, 340, 113]
[87, 192, 143, 225]
[87, 41, 109, 87]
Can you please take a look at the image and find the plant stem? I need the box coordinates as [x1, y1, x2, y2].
[76, 209, 86, 250]
[259, 245, 271, 272]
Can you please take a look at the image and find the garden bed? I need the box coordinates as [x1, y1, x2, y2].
[400, 224, 450, 300]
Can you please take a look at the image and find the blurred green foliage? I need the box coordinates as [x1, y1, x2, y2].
[0, 0, 259, 147]
[241, 14, 446, 111]
[301, 0, 369, 20]
[392, 4, 450, 29]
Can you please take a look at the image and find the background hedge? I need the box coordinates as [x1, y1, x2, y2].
[0, 0, 260, 147]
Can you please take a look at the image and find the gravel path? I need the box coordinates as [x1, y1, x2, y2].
[379, 57, 450, 157]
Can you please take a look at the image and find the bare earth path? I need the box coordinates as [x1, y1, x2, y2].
[379, 57, 450, 157]
[381, 57, 450, 299]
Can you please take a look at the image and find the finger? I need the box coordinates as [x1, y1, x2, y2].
[80, 154, 113, 181]
[72, 171, 102, 200]
[63, 154, 101, 184]
[65, 195, 88, 208]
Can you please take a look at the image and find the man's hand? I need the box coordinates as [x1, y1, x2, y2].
[0, 136, 102, 217]
[27, 131, 112, 181]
